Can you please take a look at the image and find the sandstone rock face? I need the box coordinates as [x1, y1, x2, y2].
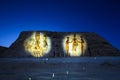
[3, 31, 120, 57]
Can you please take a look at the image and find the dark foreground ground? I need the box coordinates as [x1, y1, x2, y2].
[0, 57, 120, 80]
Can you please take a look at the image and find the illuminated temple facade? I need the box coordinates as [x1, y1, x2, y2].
[3, 31, 120, 57]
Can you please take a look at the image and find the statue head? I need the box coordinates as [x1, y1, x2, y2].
[35, 32, 40, 41]
[43, 34, 47, 40]
[67, 37, 69, 40]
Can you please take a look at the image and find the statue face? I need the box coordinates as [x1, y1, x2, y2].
[67, 37, 69, 40]
[35, 35, 40, 41]
[35, 32, 40, 41]
[43, 36, 47, 40]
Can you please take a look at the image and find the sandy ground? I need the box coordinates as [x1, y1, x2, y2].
[0, 57, 120, 80]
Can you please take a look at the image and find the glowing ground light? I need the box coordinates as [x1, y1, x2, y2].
[24, 32, 51, 57]
[28, 77, 31, 80]
[52, 73, 55, 78]
[63, 34, 87, 56]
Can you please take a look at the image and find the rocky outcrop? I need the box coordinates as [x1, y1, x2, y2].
[0, 46, 8, 57]
[2, 31, 120, 57]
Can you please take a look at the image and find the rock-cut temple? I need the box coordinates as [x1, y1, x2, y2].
[1, 31, 120, 57]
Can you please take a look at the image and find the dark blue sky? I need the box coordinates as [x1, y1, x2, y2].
[0, 0, 120, 49]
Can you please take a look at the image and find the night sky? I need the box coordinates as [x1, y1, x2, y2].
[0, 0, 120, 50]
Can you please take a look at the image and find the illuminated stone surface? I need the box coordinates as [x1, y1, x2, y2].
[63, 34, 87, 56]
[24, 32, 51, 57]
[1, 31, 120, 57]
